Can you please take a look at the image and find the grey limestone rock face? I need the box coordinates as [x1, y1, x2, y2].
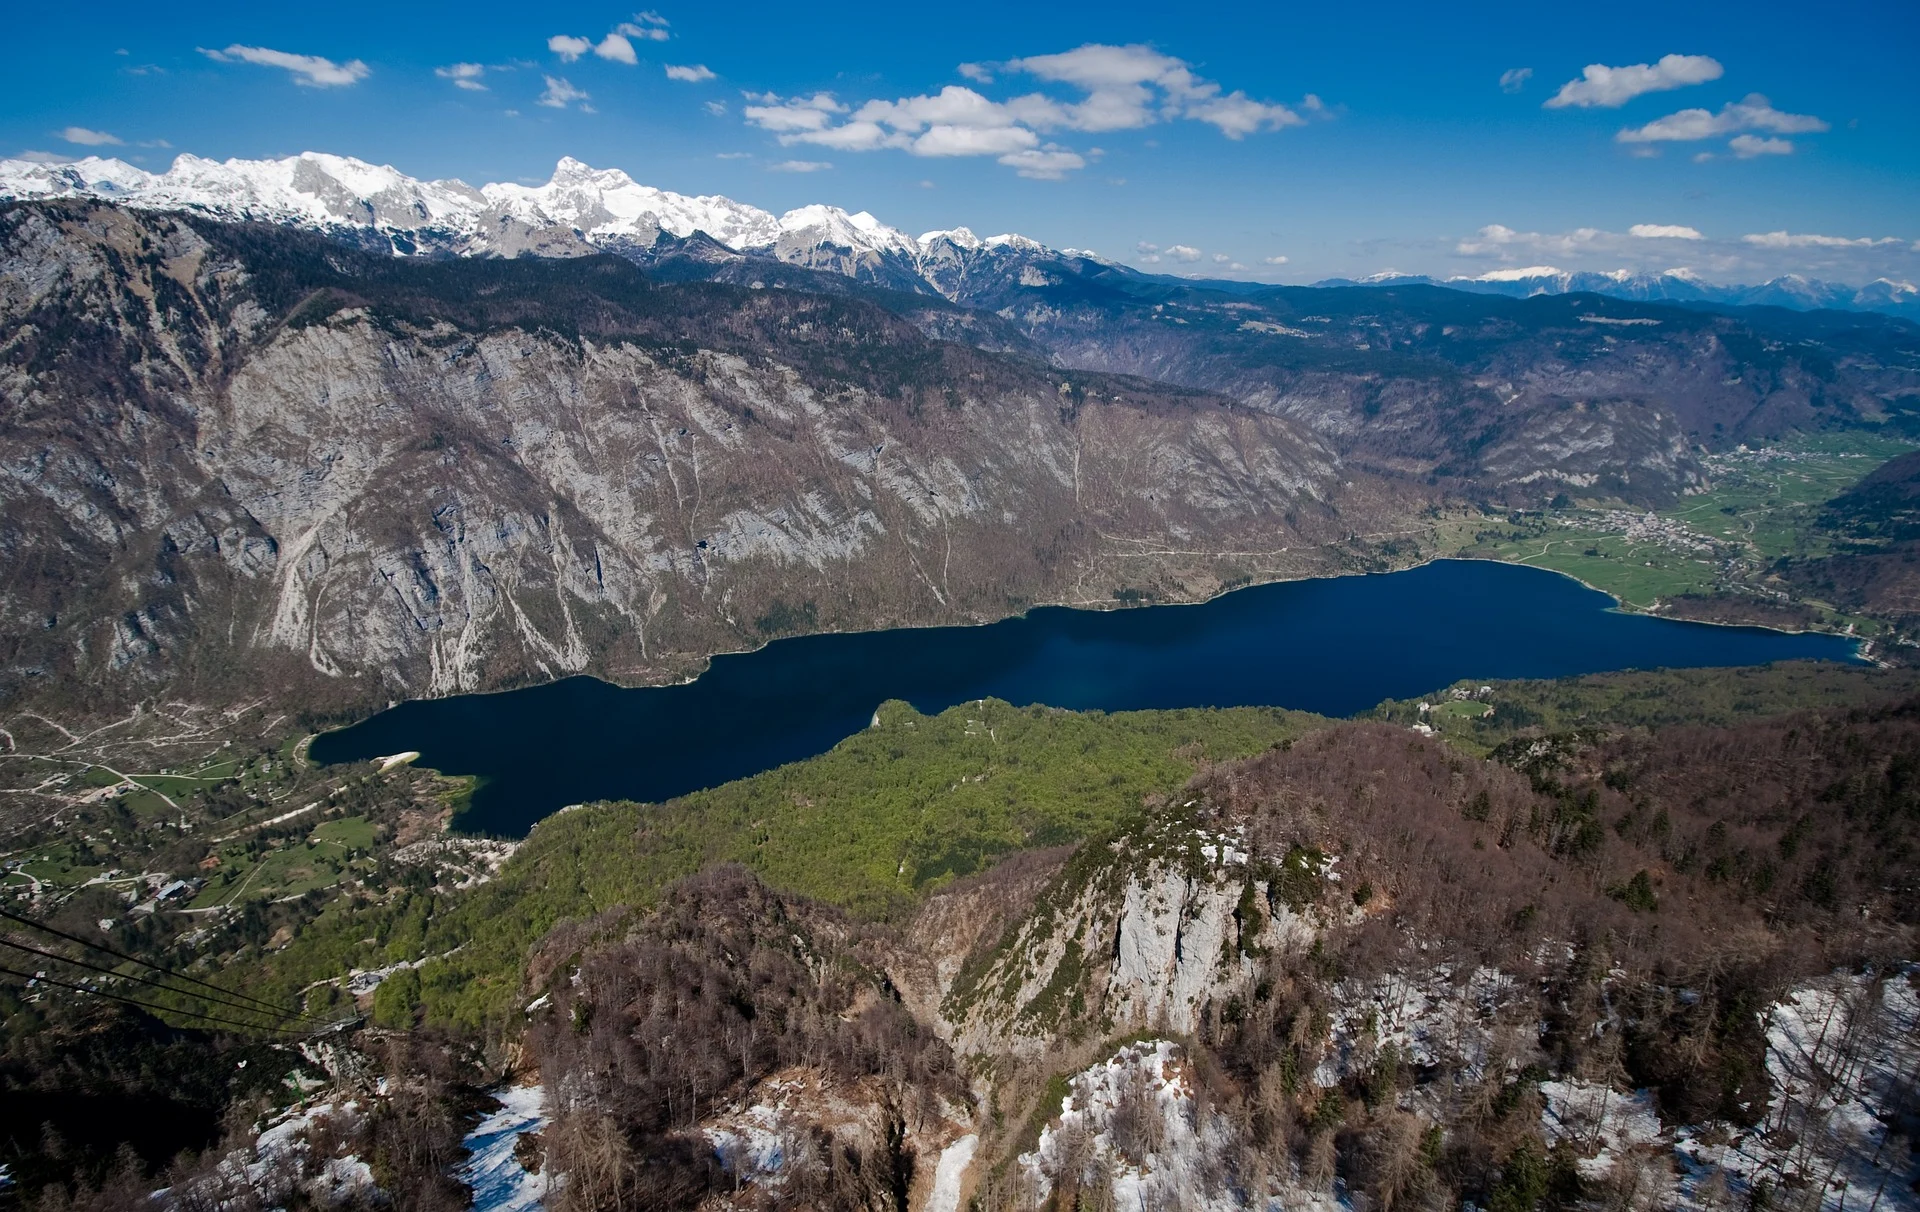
[0, 202, 1377, 715]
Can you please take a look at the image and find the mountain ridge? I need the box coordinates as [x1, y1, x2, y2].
[4, 150, 1914, 321]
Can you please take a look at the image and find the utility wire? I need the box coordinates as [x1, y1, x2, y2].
[0, 934, 321, 1028]
[0, 961, 314, 1036]
[0, 904, 305, 1019]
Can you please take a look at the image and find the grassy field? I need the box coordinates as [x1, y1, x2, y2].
[187, 814, 381, 910]
[310, 816, 375, 850]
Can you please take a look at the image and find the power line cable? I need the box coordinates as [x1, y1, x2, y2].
[0, 934, 321, 1028]
[0, 904, 304, 1019]
[0, 961, 314, 1036]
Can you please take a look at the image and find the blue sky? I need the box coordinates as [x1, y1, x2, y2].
[5, 0, 1917, 284]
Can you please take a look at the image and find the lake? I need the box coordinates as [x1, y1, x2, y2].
[309, 559, 1862, 835]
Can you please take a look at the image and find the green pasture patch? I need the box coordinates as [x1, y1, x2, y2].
[310, 816, 375, 851]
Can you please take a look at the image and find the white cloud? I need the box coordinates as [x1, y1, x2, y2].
[539, 76, 591, 109]
[741, 91, 848, 133]
[1136, 241, 1159, 252]
[617, 12, 671, 41]
[1263, 255, 1289, 265]
[1730, 134, 1794, 157]
[743, 42, 1309, 177]
[1629, 223, 1704, 239]
[1187, 92, 1305, 139]
[715, 151, 751, 159]
[548, 35, 593, 62]
[1499, 67, 1532, 94]
[1167, 244, 1202, 262]
[769, 159, 831, 172]
[918, 124, 1038, 156]
[58, 127, 122, 146]
[436, 63, 487, 91]
[594, 34, 637, 65]
[13, 150, 75, 165]
[999, 147, 1085, 178]
[1742, 231, 1904, 248]
[666, 64, 715, 82]
[1616, 94, 1828, 143]
[704, 100, 728, 115]
[199, 45, 369, 87]
[1213, 253, 1232, 263]
[1544, 54, 1722, 109]
[1457, 223, 1609, 259]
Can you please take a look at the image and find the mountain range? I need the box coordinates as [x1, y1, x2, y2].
[4, 151, 1915, 320]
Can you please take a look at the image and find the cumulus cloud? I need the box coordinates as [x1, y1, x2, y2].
[12, 150, 76, 165]
[741, 92, 848, 133]
[539, 76, 591, 109]
[768, 159, 831, 172]
[435, 63, 488, 91]
[1730, 134, 1794, 157]
[1499, 67, 1532, 94]
[551, 25, 651, 64]
[1167, 244, 1202, 262]
[594, 34, 638, 65]
[1263, 254, 1289, 265]
[1544, 54, 1721, 109]
[1629, 223, 1705, 239]
[199, 45, 369, 87]
[742, 43, 1312, 177]
[666, 64, 715, 82]
[1742, 231, 1904, 248]
[704, 100, 728, 115]
[58, 127, 122, 146]
[1616, 94, 1828, 144]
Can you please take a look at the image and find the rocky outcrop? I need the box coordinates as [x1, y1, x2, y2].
[932, 822, 1322, 1056]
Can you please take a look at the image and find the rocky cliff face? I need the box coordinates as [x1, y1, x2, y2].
[0, 201, 1393, 714]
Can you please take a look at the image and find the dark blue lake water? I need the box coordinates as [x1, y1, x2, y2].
[310, 559, 1861, 835]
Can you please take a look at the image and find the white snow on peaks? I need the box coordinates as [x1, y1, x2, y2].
[481, 156, 780, 249]
[774, 204, 919, 256]
[1469, 265, 1571, 283]
[0, 151, 1055, 275]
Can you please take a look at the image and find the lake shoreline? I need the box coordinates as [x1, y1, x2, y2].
[312, 560, 1860, 837]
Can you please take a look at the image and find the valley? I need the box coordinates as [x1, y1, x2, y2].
[1, 167, 1918, 1212]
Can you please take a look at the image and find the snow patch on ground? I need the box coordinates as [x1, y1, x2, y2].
[1540, 1079, 1666, 1178]
[460, 1084, 551, 1212]
[925, 1133, 976, 1212]
[704, 1098, 792, 1186]
[1315, 964, 1515, 1086]
[1021, 1040, 1241, 1211]
[1674, 966, 1920, 1211]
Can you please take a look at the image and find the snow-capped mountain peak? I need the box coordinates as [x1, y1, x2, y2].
[2, 151, 1911, 320]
